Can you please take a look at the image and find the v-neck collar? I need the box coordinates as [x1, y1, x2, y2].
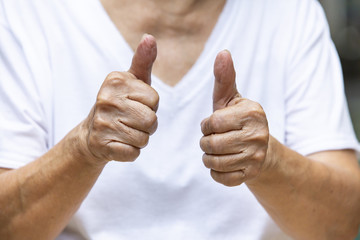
[91, 0, 235, 106]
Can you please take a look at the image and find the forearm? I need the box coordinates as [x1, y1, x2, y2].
[0, 123, 105, 240]
[246, 136, 360, 240]
[0, 35, 157, 239]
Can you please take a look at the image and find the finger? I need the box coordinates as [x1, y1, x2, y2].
[200, 129, 268, 155]
[126, 78, 160, 112]
[100, 72, 160, 112]
[93, 123, 149, 149]
[201, 104, 244, 136]
[96, 99, 158, 135]
[201, 100, 268, 136]
[106, 141, 141, 162]
[87, 120, 141, 162]
[111, 121, 150, 149]
[128, 34, 157, 85]
[202, 153, 248, 172]
[200, 130, 247, 155]
[213, 50, 240, 112]
[210, 169, 245, 187]
[90, 110, 151, 149]
[117, 99, 158, 135]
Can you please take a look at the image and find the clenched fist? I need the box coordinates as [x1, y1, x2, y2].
[200, 51, 270, 187]
[81, 34, 159, 165]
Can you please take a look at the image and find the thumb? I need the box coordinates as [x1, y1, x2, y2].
[128, 34, 157, 85]
[213, 50, 239, 111]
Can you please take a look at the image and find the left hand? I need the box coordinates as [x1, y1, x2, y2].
[200, 50, 270, 187]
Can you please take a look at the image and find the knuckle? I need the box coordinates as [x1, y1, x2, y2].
[137, 133, 150, 148]
[148, 91, 160, 109]
[213, 156, 226, 171]
[208, 135, 220, 153]
[248, 109, 260, 118]
[151, 119, 158, 134]
[224, 157, 239, 171]
[103, 72, 130, 91]
[242, 101, 264, 118]
[204, 155, 224, 171]
[252, 131, 269, 145]
[253, 150, 266, 162]
[105, 71, 125, 84]
[249, 100, 261, 110]
[199, 137, 207, 152]
[209, 156, 226, 172]
[119, 122, 150, 149]
[96, 93, 122, 108]
[96, 91, 110, 105]
[143, 112, 158, 130]
[260, 129, 270, 140]
[200, 135, 220, 154]
[202, 154, 210, 168]
[92, 114, 110, 131]
[209, 114, 222, 133]
[201, 118, 210, 135]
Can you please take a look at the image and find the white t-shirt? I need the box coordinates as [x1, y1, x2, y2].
[0, 0, 359, 239]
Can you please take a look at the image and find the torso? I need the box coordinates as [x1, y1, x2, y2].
[1, 0, 357, 238]
[100, 0, 226, 86]
[1, 0, 303, 238]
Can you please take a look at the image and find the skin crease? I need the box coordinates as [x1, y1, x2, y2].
[0, 0, 359, 239]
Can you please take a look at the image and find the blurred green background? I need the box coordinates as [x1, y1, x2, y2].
[319, 1, 360, 239]
[320, 0, 360, 141]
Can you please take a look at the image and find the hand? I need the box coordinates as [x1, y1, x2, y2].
[81, 34, 159, 165]
[200, 50, 270, 187]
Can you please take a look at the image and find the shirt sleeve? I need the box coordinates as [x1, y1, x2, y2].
[0, 4, 49, 169]
[284, 0, 360, 156]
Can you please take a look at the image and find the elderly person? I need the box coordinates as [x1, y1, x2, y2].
[0, 0, 359, 239]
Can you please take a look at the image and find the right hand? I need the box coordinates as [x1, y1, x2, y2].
[80, 34, 159, 165]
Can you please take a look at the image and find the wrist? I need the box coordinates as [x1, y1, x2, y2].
[64, 120, 108, 170]
[246, 136, 281, 186]
[263, 136, 280, 172]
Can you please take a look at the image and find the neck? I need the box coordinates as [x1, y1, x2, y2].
[147, 0, 209, 15]
[100, 0, 226, 86]
[101, 0, 226, 38]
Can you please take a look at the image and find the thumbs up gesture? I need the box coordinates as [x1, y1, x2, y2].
[200, 51, 270, 187]
[82, 34, 159, 165]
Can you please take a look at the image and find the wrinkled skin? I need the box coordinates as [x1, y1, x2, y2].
[81, 34, 160, 165]
[200, 51, 270, 187]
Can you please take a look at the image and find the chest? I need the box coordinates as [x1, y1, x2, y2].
[99, 1, 225, 86]
[151, 37, 209, 86]
[37, 0, 288, 147]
